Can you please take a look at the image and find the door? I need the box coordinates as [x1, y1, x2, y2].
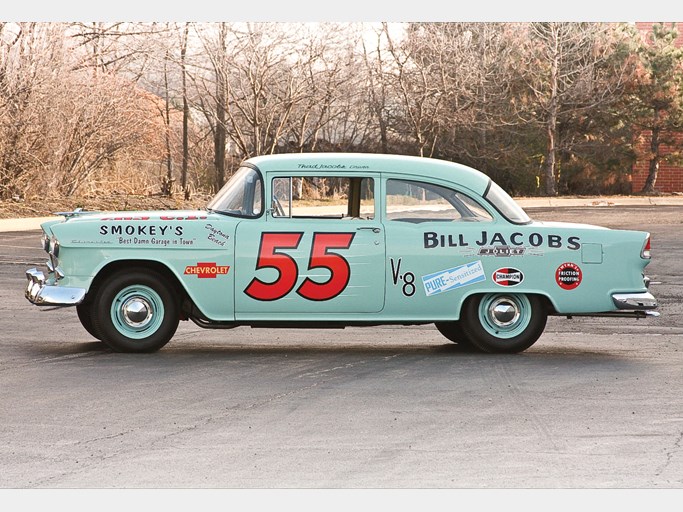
[382, 177, 494, 319]
[234, 175, 385, 318]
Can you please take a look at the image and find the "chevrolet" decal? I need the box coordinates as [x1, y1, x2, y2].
[184, 262, 230, 278]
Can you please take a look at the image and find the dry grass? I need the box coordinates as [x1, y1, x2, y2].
[0, 193, 211, 219]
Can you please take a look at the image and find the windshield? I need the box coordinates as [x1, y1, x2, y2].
[207, 166, 263, 218]
[484, 180, 531, 224]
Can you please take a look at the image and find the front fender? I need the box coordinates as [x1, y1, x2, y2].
[50, 212, 238, 321]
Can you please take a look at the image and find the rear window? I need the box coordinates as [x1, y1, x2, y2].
[484, 181, 531, 224]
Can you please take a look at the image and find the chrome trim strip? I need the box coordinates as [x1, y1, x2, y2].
[612, 292, 658, 311]
[566, 310, 660, 319]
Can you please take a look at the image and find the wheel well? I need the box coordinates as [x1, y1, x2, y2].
[88, 260, 186, 303]
[536, 294, 557, 315]
[461, 291, 557, 316]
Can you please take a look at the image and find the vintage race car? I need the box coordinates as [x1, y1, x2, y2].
[25, 153, 658, 353]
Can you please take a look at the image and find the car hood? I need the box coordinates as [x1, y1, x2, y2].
[41, 209, 212, 230]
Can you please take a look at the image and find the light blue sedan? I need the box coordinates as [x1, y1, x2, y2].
[25, 154, 658, 353]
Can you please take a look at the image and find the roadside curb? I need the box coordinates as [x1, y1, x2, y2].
[1, 196, 682, 233]
[516, 196, 683, 208]
[0, 217, 57, 233]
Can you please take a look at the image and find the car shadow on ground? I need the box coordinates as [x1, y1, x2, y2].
[18, 337, 639, 367]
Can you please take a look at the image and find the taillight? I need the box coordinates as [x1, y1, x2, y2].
[641, 234, 651, 259]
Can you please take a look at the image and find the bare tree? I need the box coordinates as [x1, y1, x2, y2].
[0, 23, 67, 199]
[1, 22, 183, 199]
[193, 22, 230, 190]
[69, 22, 165, 80]
[362, 25, 391, 154]
[0, 22, 665, 202]
[161, 46, 175, 196]
[48, 74, 152, 196]
[523, 23, 634, 195]
[384, 22, 448, 157]
[179, 23, 191, 199]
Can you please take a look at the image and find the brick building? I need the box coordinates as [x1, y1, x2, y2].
[630, 22, 683, 193]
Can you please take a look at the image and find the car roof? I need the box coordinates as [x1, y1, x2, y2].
[245, 153, 492, 196]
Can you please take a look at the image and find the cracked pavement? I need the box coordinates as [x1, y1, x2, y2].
[1, 206, 682, 487]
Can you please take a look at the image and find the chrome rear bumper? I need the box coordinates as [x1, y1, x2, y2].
[565, 291, 659, 319]
[25, 268, 85, 306]
[612, 292, 658, 311]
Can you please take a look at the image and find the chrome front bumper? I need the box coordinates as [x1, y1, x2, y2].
[25, 268, 86, 306]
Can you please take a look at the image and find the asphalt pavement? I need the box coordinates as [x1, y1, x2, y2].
[0, 206, 681, 488]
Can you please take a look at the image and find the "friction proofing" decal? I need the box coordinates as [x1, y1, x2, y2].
[556, 262, 582, 290]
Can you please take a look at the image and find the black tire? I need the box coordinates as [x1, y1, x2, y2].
[434, 321, 473, 346]
[459, 294, 547, 354]
[90, 269, 180, 353]
[76, 300, 103, 340]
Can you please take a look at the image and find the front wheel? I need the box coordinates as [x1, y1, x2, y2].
[90, 269, 180, 353]
[459, 294, 547, 353]
[77, 300, 102, 340]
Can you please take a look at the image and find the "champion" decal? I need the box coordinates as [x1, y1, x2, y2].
[492, 267, 524, 287]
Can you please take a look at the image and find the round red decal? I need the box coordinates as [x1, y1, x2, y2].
[556, 262, 582, 290]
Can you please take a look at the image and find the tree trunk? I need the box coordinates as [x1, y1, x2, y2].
[214, 91, 226, 191]
[213, 24, 227, 191]
[378, 114, 389, 154]
[542, 115, 558, 196]
[163, 51, 174, 197]
[542, 37, 560, 197]
[641, 112, 661, 194]
[180, 23, 190, 200]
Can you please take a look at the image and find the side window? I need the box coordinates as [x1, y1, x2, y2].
[271, 177, 374, 220]
[385, 179, 492, 223]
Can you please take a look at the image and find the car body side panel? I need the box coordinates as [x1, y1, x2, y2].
[39, 155, 653, 325]
[382, 217, 649, 319]
[49, 212, 239, 321]
[233, 218, 386, 318]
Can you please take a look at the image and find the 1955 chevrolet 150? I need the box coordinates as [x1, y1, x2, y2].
[25, 153, 658, 353]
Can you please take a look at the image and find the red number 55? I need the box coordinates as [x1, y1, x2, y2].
[244, 232, 355, 302]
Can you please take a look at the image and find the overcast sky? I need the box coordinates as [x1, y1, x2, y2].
[5, 1, 683, 23]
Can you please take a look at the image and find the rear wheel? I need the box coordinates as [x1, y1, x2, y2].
[459, 293, 547, 353]
[91, 269, 179, 353]
[435, 321, 473, 347]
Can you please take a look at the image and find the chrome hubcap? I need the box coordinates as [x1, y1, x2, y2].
[489, 298, 520, 327]
[121, 297, 153, 328]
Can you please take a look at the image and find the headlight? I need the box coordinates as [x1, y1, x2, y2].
[50, 237, 60, 258]
[41, 233, 50, 253]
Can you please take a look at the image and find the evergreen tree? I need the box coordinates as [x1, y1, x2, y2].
[631, 23, 683, 194]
